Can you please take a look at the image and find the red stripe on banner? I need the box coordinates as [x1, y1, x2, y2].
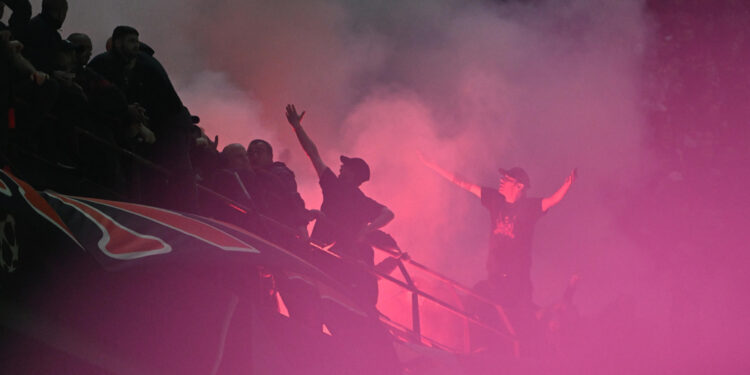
[51, 194, 170, 258]
[228, 203, 247, 214]
[78, 197, 258, 253]
[0, 170, 82, 248]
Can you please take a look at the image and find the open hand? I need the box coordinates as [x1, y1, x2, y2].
[30, 71, 48, 86]
[285, 104, 305, 127]
[139, 124, 156, 144]
[128, 103, 149, 124]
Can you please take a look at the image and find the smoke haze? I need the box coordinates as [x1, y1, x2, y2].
[47, 0, 660, 326]
[15, 0, 748, 371]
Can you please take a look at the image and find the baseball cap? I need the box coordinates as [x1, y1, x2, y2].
[498, 167, 530, 188]
[340, 155, 370, 184]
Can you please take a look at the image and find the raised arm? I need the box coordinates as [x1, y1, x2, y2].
[285, 104, 328, 178]
[542, 168, 576, 212]
[419, 153, 481, 198]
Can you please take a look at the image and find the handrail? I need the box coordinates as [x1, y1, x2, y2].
[375, 245, 516, 332]
[371, 264, 516, 341]
[10, 123, 520, 355]
[306, 241, 519, 351]
[378, 311, 462, 353]
[376, 248, 519, 341]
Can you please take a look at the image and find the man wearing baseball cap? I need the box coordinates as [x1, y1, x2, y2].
[285, 104, 394, 307]
[421, 154, 576, 309]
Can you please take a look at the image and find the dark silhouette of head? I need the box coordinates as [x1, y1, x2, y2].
[221, 143, 250, 171]
[339, 156, 370, 186]
[41, 0, 68, 29]
[247, 139, 274, 169]
[53, 39, 77, 72]
[67, 33, 92, 67]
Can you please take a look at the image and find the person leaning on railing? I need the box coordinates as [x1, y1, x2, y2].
[285, 104, 394, 308]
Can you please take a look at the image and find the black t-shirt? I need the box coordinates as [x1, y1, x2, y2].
[310, 168, 384, 250]
[481, 187, 544, 278]
[250, 162, 309, 228]
[88, 51, 184, 127]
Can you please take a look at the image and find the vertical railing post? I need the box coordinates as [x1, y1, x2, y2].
[396, 261, 421, 341]
[411, 290, 421, 339]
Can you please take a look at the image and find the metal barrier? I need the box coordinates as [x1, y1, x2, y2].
[8, 124, 520, 357]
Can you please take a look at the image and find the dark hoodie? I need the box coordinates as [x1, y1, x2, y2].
[20, 12, 62, 74]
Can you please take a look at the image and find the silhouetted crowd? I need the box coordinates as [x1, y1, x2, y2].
[1, 0, 403, 320]
[4, 2, 745, 369]
[0, 0, 314, 237]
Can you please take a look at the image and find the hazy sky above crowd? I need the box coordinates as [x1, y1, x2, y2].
[13, 0, 655, 314]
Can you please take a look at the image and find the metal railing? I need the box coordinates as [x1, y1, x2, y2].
[7, 122, 520, 357]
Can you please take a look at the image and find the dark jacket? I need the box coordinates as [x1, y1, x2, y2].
[20, 12, 61, 74]
[88, 50, 184, 127]
[2, 0, 32, 39]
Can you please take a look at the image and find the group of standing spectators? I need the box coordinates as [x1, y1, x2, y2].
[0, 0, 396, 312]
[1, 0, 193, 206]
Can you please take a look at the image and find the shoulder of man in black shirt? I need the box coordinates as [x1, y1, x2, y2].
[265, 161, 298, 191]
[87, 51, 123, 83]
